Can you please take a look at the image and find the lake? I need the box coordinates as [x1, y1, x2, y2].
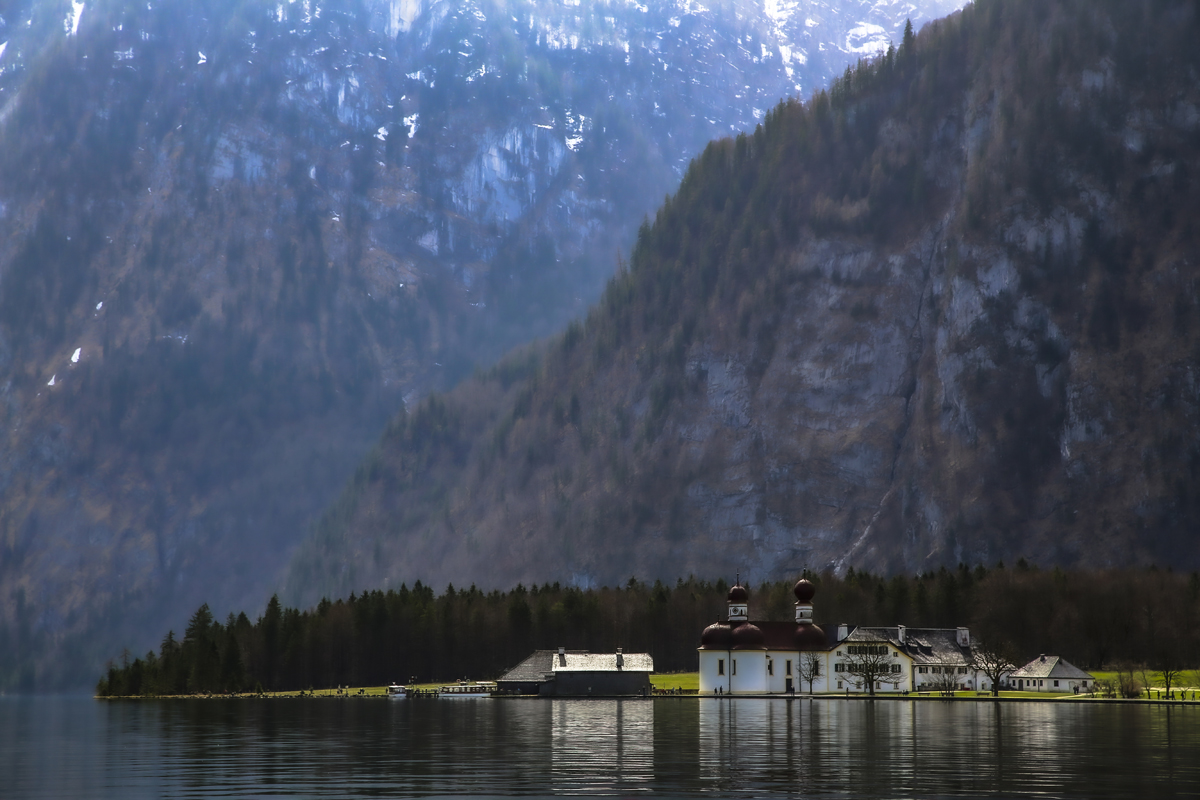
[2, 695, 1198, 797]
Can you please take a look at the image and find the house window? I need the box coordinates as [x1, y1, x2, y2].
[891, 664, 901, 673]
[1082, 680, 1088, 687]
[786, 660, 793, 676]
[958, 667, 968, 674]
[768, 660, 774, 676]
[718, 659, 725, 676]
[918, 667, 928, 674]
[837, 681, 843, 689]
[835, 663, 845, 673]
[847, 645, 888, 656]
[1054, 680, 1059, 687]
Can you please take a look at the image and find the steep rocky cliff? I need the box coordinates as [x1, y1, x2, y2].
[285, 0, 1200, 607]
[0, 0, 964, 688]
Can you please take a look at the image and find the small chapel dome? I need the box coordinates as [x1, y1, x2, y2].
[793, 578, 816, 603]
[794, 622, 827, 651]
[727, 583, 749, 603]
[731, 621, 766, 650]
[700, 621, 733, 649]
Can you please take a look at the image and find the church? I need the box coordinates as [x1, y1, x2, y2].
[698, 578, 1000, 695]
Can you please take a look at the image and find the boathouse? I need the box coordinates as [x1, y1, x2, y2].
[497, 648, 654, 696]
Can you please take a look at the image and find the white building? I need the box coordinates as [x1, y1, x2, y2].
[698, 579, 999, 695]
[1008, 655, 1094, 693]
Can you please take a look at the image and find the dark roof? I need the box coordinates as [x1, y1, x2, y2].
[755, 621, 837, 651]
[1011, 655, 1094, 680]
[842, 626, 972, 666]
[497, 650, 589, 683]
[758, 621, 798, 650]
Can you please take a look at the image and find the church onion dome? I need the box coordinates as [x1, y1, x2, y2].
[731, 621, 766, 650]
[700, 622, 733, 650]
[794, 622, 827, 651]
[793, 578, 816, 603]
[727, 583, 749, 603]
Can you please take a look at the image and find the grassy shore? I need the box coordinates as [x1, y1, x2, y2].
[99, 671, 1200, 701]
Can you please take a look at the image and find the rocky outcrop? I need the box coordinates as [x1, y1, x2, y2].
[284, 0, 1200, 606]
[0, 0, 967, 688]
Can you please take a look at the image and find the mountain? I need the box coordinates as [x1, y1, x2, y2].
[0, 0, 964, 689]
[284, 0, 1200, 609]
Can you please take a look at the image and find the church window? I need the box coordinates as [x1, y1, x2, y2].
[768, 660, 774, 676]
[718, 659, 725, 676]
[786, 660, 792, 676]
[732, 660, 737, 676]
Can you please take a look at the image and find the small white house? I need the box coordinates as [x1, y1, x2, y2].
[1008, 655, 1094, 693]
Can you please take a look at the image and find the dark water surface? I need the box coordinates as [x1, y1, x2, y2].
[2, 695, 1198, 798]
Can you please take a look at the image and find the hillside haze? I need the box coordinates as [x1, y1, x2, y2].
[0, 0, 964, 688]
[285, 0, 1200, 608]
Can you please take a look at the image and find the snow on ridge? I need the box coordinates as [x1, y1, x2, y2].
[387, 0, 423, 37]
[845, 22, 889, 55]
[66, 1, 85, 36]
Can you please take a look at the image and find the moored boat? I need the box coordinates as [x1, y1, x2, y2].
[386, 684, 407, 698]
[438, 681, 496, 698]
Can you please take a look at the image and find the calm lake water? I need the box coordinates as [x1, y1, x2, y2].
[2, 695, 1198, 798]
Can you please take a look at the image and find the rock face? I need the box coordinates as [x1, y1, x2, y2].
[0, 0, 965, 688]
[284, 0, 1200, 607]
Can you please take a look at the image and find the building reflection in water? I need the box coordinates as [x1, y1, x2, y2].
[551, 699, 654, 793]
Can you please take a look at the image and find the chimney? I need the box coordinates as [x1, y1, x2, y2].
[897, 625, 906, 645]
[558, 647, 566, 666]
[957, 627, 970, 647]
[837, 623, 849, 642]
[616, 648, 624, 669]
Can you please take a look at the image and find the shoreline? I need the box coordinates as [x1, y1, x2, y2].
[93, 691, 1200, 706]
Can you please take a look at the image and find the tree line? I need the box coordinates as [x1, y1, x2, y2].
[97, 564, 1200, 696]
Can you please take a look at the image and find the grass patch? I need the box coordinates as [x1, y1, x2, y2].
[651, 672, 699, 691]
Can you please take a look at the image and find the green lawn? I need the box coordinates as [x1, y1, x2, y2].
[651, 672, 699, 691]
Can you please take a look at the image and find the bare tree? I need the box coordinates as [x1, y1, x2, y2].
[1138, 664, 1156, 699]
[1115, 663, 1142, 698]
[1157, 666, 1185, 698]
[843, 645, 895, 695]
[799, 652, 822, 694]
[929, 669, 959, 696]
[970, 639, 1016, 697]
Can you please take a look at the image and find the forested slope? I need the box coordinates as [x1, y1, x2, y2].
[99, 565, 1200, 694]
[1, 0, 966, 690]
[286, 0, 1200, 605]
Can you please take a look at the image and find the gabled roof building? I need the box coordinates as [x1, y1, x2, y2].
[698, 578, 1016, 695]
[1008, 654, 1094, 693]
[497, 647, 654, 697]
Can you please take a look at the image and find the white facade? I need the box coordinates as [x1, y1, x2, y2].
[698, 581, 999, 696]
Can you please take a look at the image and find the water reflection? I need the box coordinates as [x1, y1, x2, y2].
[550, 699, 654, 793]
[2, 696, 1200, 797]
[693, 697, 1200, 797]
